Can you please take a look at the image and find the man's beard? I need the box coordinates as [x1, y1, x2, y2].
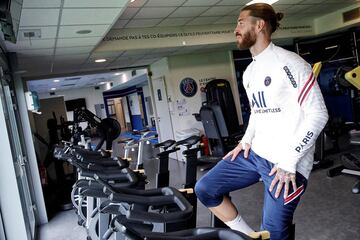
[236, 30, 256, 50]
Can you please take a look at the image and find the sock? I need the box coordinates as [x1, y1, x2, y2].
[224, 214, 254, 235]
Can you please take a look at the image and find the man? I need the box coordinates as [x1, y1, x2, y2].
[195, 3, 328, 240]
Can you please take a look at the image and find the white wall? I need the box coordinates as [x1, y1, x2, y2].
[128, 92, 141, 115]
[38, 86, 106, 121]
[123, 97, 130, 123]
[142, 84, 153, 126]
[0, 95, 29, 240]
[150, 50, 241, 141]
[112, 69, 148, 86]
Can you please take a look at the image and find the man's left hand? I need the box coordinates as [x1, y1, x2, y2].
[269, 166, 297, 199]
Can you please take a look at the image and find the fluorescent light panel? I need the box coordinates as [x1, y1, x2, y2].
[246, 0, 279, 5]
[325, 45, 338, 50]
[95, 59, 107, 63]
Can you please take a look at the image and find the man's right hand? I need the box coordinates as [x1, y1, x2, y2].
[222, 143, 251, 161]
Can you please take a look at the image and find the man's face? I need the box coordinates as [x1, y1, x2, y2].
[234, 10, 257, 50]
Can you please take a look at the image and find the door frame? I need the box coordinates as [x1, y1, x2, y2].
[148, 75, 175, 142]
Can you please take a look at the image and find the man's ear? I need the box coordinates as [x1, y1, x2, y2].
[256, 19, 266, 33]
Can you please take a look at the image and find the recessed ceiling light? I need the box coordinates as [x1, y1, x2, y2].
[246, 0, 279, 5]
[50, 87, 56, 91]
[76, 30, 92, 34]
[114, 73, 122, 76]
[53, 79, 60, 82]
[95, 59, 107, 63]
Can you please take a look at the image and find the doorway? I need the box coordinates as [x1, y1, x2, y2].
[0, 67, 36, 238]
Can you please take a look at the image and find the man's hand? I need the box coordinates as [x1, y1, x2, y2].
[222, 143, 251, 161]
[269, 166, 297, 199]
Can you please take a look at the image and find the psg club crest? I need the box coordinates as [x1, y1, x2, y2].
[264, 76, 271, 86]
[180, 78, 198, 97]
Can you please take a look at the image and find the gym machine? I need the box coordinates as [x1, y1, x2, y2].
[72, 107, 121, 151]
[327, 66, 360, 194]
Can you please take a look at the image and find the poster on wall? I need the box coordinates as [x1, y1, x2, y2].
[180, 77, 197, 97]
[176, 98, 190, 116]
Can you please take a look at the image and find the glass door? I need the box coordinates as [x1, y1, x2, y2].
[0, 67, 36, 238]
[0, 208, 5, 240]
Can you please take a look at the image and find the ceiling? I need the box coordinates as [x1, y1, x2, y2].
[27, 71, 124, 93]
[4, 0, 360, 92]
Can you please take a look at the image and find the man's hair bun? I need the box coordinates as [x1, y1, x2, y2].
[276, 12, 284, 21]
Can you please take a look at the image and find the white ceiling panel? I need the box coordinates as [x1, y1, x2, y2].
[128, 0, 147, 8]
[90, 51, 125, 59]
[320, 3, 352, 12]
[228, 7, 242, 16]
[214, 16, 237, 24]
[63, 0, 128, 8]
[145, 0, 187, 7]
[216, 0, 248, 5]
[55, 46, 95, 55]
[87, 57, 117, 64]
[168, 7, 209, 18]
[17, 48, 54, 57]
[134, 7, 177, 19]
[52, 63, 82, 71]
[54, 53, 89, 61]
[57, 37, 100, 47]
[201, 6, 239, 16]
[19, 56, 53, 66]
[183, 0, 221, 6]
[19, 26, 58, 39]
[58, 25, 109, 38]
[113, 19, 129, 28]
[22, 0, 62, 8]
[272, 4, 292, 12]
[119, 8, 140, 19]
[157, 18, 192, 27]
[186, 16, 221, 26]
[286, 5, 312, 14]
[125, 19, 163, 28]
[20, 9, 60, 26]
[61, 9, 122, 25]
[7, 39, 56, 50]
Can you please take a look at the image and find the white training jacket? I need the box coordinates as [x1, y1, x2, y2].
[240, 42, 329, 179]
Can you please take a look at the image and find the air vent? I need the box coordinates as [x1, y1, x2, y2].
[64, 77, 81, 81]
[61, 83, 76, 87]
[19, 29, 41, 39]
[343, 7, 360, 23]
